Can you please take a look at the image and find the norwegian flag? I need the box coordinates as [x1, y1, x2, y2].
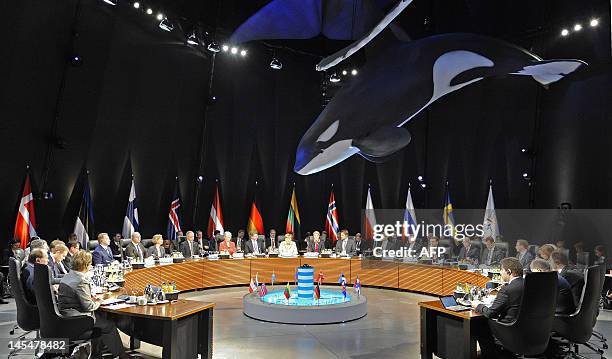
[207, 183, 224, 238]
[14, 172, 37, 249]
[249, 277, 257, 293]
[166, 180, 182, 241]
[326, 187, 339, 243]
[259, 283, 268, 297]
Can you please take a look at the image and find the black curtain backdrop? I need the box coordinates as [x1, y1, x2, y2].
[1, 0, 612, 246]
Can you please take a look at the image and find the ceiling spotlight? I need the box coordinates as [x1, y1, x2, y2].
[159, 18, 174, 32]
[146, 8, 153, 15]
[197, 176, 203, 182]
[342, 70, 347, 75]
[351, 69, 358, 76]
[270, 57, 283, 70]
[187, 31, 199, 45]
[133, 1, 140, 8]
[207, 41, 221, 52]
[156, 13, 164, 21]
[561, 29, 569, 36]
[420, 183, 427, 188]
[590, 18, 599, 27]
[222, 44, 229, 52]
[230, 47, 238, 54]
[329, 72, 341, 83]
[573, 24, 582, 31]
[417, 175, 424, 181]
[103, 0, 118, 5]
[522, 172, 529, 178]
[240, 49, 247, 56]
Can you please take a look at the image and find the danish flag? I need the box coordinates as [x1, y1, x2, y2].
[14, 173, 37, 249]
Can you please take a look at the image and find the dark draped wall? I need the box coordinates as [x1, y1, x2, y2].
[1, 0, 612, 245]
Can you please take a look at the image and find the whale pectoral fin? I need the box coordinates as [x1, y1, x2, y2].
[358, 152, 401, 163]
[353, 127, 412, 158]
[510, 59, 587, 86]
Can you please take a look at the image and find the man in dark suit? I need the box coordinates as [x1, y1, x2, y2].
[21, 248, 48, 304]
[335, 229, 356, 256]
[266, 229, 278, 250]
[109, 233, 123, 257]
[481, 237, 506, 266]
[179, 231, 201, 257]
[472, 257, 525, 358]
[63, 240, 80, 270]
[306, 231, 325, 253]
[530, 258, 575, 314]
[515, 239, 534, 270]
[457, 237, 481, 264]
[124, 232, 146, 261]
[552, 251, 585, 307]
[245, 231, 265, 255]
[233, 229, 246, 252]
[2, 239, 24, 266]
[406, 236, 425, 258]
[92, 233, 115, 265]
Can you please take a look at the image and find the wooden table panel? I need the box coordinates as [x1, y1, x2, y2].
[249, 258, 300, 284]
[124, 266, 161, 294]
[201, 260, 250, 287]
[100, 299, 214, 321]
[159, 260, 205, 291]
[398, 263, 444, 295]
[350, 259, 398, 288]
[441, 269, 490, 295]
[299, 258, 351, 284]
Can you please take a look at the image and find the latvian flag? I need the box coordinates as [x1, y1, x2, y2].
[74, 174, 94, 249]
[326, 187, 339, 244]
[167, 179, 182, 241]
[122, 178, 140, 239]
[14, 172, 37, 249]
[207, 183, 224, 238]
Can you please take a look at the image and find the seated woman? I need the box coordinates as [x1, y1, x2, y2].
[147, 234, 166, 259]
[57, 251, 129, 359]
[162, 239, 175, 253]
[278, 233, 298, 258]
[219, 232, 237, 255]
[537, 244, 557, 269]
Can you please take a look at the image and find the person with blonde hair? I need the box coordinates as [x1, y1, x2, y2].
[50, 243, 69, 281]
[146, 234, 166, 259]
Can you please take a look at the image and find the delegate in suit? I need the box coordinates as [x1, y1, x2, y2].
[92, 233, 115, 266]
[480, 237, 506, 266]
[180, 231, 201, 257]
[335, 230, 356, 256]
[306, 231, 325, 253]
[457, 237, 481, 264]
[125, 232, 146, 261]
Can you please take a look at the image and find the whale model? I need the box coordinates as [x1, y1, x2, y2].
[293, 33, 586, 175]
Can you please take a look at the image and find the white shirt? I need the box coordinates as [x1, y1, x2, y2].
[251, 240, 259, 254]
[279, 241, 298, 257]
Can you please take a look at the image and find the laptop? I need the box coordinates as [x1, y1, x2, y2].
[440, 295, 471, 312]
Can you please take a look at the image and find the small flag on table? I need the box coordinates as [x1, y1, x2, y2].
[294, 269, 298, 285]
[249, 277, 257, 293]
[354, 276, 361, 296]
[341, 281, 347, 299]
[314, 283, 321, 301]
[284, 282, 291, 300]
[317, 271, 325, 285]
[271, 271, 276, 286]
[338, 272, 346, 285]
[259, 283, 268, 297]
[255, 272, 259, 287]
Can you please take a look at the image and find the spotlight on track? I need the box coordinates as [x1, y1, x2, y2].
[222, 44, 229, 52]
[70, 54, 83, 67]
[159, 18, 174, 32]
[329, 72, 341, 83]
[351, 69, 358, 76]
[133, 1, 140, 8]
[342, 70, 347, 75]
[240, 49, 247, 56]
[103, 0, 118, 5]
[156, 13, 164, 21]
[522, 172, 531, 180]
[207, 41, 220, 53]
[590, 18, 599, 27]
[230, 47, 238, 54]
[420, 183, 427, 188]
[561, 29, 569, 36]
[573, 23, 582, 31]
[270, 57, 282, 70]
[187, 31, 199, 45]
[146, 8, 153, 15]
[417, 175, 424, 181]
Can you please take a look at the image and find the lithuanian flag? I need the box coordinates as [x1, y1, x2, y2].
[283, 282, 291, 300]
[285, 186, 301, 240]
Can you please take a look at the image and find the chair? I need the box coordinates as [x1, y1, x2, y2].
[495, 242, 509, 258]
[489, 271, 559, 356]
[141, 239, 153, 248]
[87, 240, 99, 251]
[7, 258, 41, 357]
[553, 265, 604, 358]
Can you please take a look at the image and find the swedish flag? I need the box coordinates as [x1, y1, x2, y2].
[443, 185, 455, 238]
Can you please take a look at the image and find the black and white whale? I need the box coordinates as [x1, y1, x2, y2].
[294, 33, 586, 175]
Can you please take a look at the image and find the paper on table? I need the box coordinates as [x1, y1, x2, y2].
[103, 303, 136, 310]
[100, 298, 125, 305]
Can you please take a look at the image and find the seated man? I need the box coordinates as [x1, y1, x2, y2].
[552, 251, 585, 307]
[245, 231, 264, 255]
[124, 232, 146, 261]
[529, 258, 574, 314]
[481, 237, 505, 266]
[427, 236, 448, 261]
[457, 237, 481, 264]
[472, 257, 524, 358]
[2, 239, 24, 265]
[180, 231, 201, 257]
[306, 231, 325, 253]
[515, 239, 534, 270]
[233, 229, 246, 252]
[21, 248, 49, 304]
[49, 243, 69, 284]
[63, 240, 80, 270]
[335, 229, 356, 256]
[92, 233, 114, 266]
[278, 233, 298, 257]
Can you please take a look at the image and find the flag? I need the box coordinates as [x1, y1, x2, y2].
[483, 184, 500, 239]
[255, 272, 259, 287]
[285, 186, 301, 241]
[338, 272, 346, 285]
[341, 281, 347, 299]
[443, 184, 455, 238]
[314, 283, 321, 300]
[249, 277, 257, 293]
[167, 180, 182, 241]
[74, 175, 94, 249]
[207, 183, 224, 238]
[354, 276, 361, 296]
[14, 172, 37, 249]
[317, 271, 325, 285]
[122, 179, 139, 239]
[402, 186, 417, 240]
[247, 192, 264, 235]
[284, 282, 291, 300]
[294, 269, 298, 284]
[364, 186, 377, 241]
[259, 283, 268, 297]
[326, 188, 339, 243]
[271, 271, 276, 286]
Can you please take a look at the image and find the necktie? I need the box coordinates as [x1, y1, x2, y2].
[342, 240, 347, 253]
[315, 243, 318, 252]
[488, 248, 494, 264]
[253, 240, 259, 254]
[189, 241, 193, 256]
[271, 238, 275, 248]
[107, 247, 112, 258]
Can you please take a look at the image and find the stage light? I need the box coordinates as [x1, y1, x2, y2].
[420, 183, 427, 188]
[573, 24, 582, 31]
[522, 172, 529, 178]
[230, 47, 238, 54]
[156, 13, 164, 21]
[212, 96, 216, 100]
[351, 69, 358, 76]
[590, 18, 599, 27]
[561, 29, 569, 36]
[417, 175, 423, 181]
[521, 148, 526, 153]
[146, 8, 153, 15]
[270, 57, 283, 70]
[207, 41, 221, 53]
[159, 18, 174, 32]
[133, 1, 139, 8]
[103, 0, 118, 5]
[70, 55, 83, 67]
[197, 176, 203, 182]
[342, 70, 347, 75]
[240, 49, 247, 56]
[187, 31, 199, 45]
[222, 44, 229, 52]
[329, 72, 341, 83]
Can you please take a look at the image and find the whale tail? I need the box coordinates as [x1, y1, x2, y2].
[511, 59, 587, 86]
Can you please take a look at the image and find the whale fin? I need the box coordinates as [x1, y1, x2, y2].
[358, 152, 400, 163]
[510, 59, 587, 85]
[353, 127, 412, 158]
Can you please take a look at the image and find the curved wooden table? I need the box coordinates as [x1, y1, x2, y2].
[124, 258, 489, 296]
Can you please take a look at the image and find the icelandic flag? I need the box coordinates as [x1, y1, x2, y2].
[166, 180, 182, 241]
[403, 186, 417, 240]
[271, 271, 276, 286]
[74, 175, 94, 249]
[338, 272, 346, 285]
[482, 184, 500, 239]
[364, 186, 377, 241]
[122, 179, 140, 239]
[259, 283, 268, 297]
[354, 276, 361, 296]
[249, 277, 257, 293]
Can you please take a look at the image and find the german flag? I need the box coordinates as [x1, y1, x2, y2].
[247, 197, 264, 235]
[285, 186, 301, 239]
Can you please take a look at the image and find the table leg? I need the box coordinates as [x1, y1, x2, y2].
[162, 320, 178, 359]
[463, 318, 478, 359]
[198, 308, 214, 359]
[420, 307, 435, 359]
[129, 320, 140, 350]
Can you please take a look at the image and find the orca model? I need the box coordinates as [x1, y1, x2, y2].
[294, 33, 586, 175]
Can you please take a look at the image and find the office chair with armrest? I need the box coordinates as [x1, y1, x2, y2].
[553, 265, 604, 358]
[495, 242, 509, 258]
[87, 240, 99, 251]
[590, 264, 608, 350]
[489, 271, 559, 357]
[8, 258, 41, 357]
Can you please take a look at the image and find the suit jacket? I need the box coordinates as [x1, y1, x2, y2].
[49, 258, 67, 284]
[559, 266, 585, 307]
[219, 241, 236, 255]
[92, 244, 114, 265]
[245, 239, 265, 255]
[232, 237, 246, 252]
[146, 245, 166, 259]
[407, 239, 425, 258]
[481, 246, 506, 266]
[458, 244, 481, 263]
[335, 238, 356, 255]
[63, 252, 74, 270]
[125, 242, 146, 261]
[265, 236, 279, 250]
[201, 239, 217, 252]
[57, 270, 99, 319]
[556, 274, 575, 314]
[476, 276, 524, 323]
[517, 251, 535, 270]
[179, 240, 201, 257]
[2, 248, 24, 265]
[21, 263, 36, 304]
[306, 239, 325, 253]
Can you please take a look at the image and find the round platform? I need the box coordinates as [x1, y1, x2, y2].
[243, 289, 367, 324]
